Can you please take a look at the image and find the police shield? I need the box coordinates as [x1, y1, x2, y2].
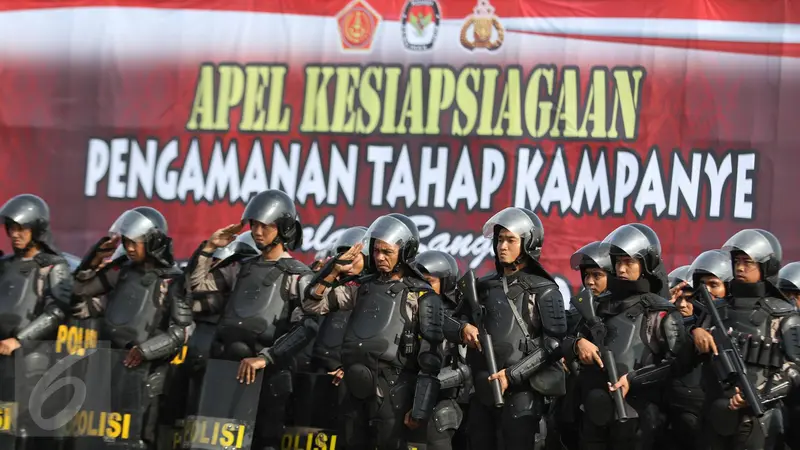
[284, 372, 343, 449]
[0, 355, 16, 450]
[67, 347, 152, 450]
[180, 359, 262, 450]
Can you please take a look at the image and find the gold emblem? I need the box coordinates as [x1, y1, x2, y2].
[460, 0, 504, 51]
[336, 0, 382, 52]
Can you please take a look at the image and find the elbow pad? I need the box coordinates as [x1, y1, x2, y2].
[417, 340, 443, 374]
[780, 314, 800, 364]
[763, 364, 800, 403]
[269, 318, 319, 364]
[442, 315, 466, 344]
[47, 263, 74, 306]
[16, 305, 66, 342]
[418, 292, 444, 344]
[171, 294, 194, 328]
[139, 325, 185, 361]
[437, 362, 471, 390]
[411, 373, 441, 421]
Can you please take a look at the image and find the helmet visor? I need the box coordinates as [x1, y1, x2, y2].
[108, 210, 158, 242]
[599, 225, 654, 260]
[481, 208, 536, 239]
[363, 216, 415, 250]
[687, 250, 734, 284]
[777, 262, 800, 292]
[415, 252, 459, 279]
[721, 229, 776, 263]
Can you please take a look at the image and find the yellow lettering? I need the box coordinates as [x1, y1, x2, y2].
[329, 434, 337, 450]
[608, 67, 645, 140]
[186, 64, 217, 131]
[356, 66, 382, 134]
[98, 412, 107, 437]
[314, 432, 329, 450]
[524, 65, 555, 138]
[329, 66, 360, 133]
[235, 424, 246, 448]
[493, 67, 523, 136]
[300, 66, 335, 132]
[86, 411, 98, 436]
[550, 67, 579, 138]
[106, 412, 122, 438]
[239, 65, 291, 132]
[214, 65, 245, 130]
[220, 423, 235, 447]
[424, 67, 456, 135]
[0, 405, 11, 431]
[55, 325, 68, 354]
[476, 68, 500, 135]
[396, 67, 425, 134]
[173, 429, 183, 449]
[121, 413, 131, 439]
[171, 346, 188, 365]
[452, 67, 480, 136]
[378, 67, 402, 134]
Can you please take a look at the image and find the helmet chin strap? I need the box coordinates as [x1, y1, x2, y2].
[256, 236, 282, 252]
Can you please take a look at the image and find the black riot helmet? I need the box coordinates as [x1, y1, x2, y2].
[363, 214, 420, 272]
[668, 265, 692, 289]
[109, 208, 174, 266]
[334, 226, 369, 254]
[600, 223, 662, 275]
[569, 241, 613, 278]
[776, 262, 800, 294]
[415, 250, 460, 298]
[212, 231, 259, 263]
[0, 194, 59, 254]
[132, 206, 168, 235]
[482, 207, 545, 263]
[721, 229, 781, 279]
[686, 249, 734, 292]
[241, 189, 302, 251]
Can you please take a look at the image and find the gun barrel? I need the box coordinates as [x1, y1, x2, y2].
[481, 334, 505, 407]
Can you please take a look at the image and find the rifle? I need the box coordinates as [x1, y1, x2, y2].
[457, 270, 504, 407]
[696, 284, 765, 417]
[570, 289, 633, 423]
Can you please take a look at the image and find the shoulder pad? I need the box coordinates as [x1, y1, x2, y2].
[403, 275, 433, 291]
[660, 310, 687, 355]
[477, 273, 500, 289]
[779, 314, 800, 363]
[760, 297, 797, 316]
[277, 258, 311, 274]
[518, 273, 559, 292]
[33, 252, 66, 267]
[641, 294, 677, 312]
[0, 254, 12, 262]
[155, 265, 184, 278]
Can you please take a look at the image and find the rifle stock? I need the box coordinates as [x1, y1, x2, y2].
[571, 290, 630, 422]
[458, 270, 504, 407]
[696, 284, 765, 417]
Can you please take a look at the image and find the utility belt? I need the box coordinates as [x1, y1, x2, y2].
[731, 331, 786, 369]
[344, 362, 415, 400]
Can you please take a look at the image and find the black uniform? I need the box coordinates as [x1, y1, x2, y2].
[302, 214, 445, 450]
[0, 195, 73, 449]
[415, 250, 468, 450]
[188, 190, 315, 449]
[572, 223, 691, 450]
[445, 207, 568, 450]
[699, 230, 800, 450]
[72, 208, 184, 450]
[776, 261, 800, 449]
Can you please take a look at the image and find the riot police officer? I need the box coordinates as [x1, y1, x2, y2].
[443, 207, 567, 450]
[189, 189, 314, 450]
[573, 223, 689, 450]
[699, 229, 800, 449]
[302, 214, 445, 450]
[776, 261, 800, 449]
[0, 194, 73, 449]
[0, 194, 73, 354]
[71, 206, 185, 450]
[552, 241, 614, 450]
[415, 250, 467, 450]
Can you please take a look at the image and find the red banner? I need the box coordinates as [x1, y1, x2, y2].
[1, 0, 798, 296]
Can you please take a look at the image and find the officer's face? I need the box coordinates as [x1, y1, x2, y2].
[123, 237, 146, 263]
[423, 274, 441, 295]
[5, 222, 32, 251]
[583, 268, 607, 296]
[496, 228, 521, 264]
[615, 256, 641, 280]
[733, 253, 761, 283]
[250, 221, 278, 247]
[699, 275, 727, 299]
[372, 240, 399, 273]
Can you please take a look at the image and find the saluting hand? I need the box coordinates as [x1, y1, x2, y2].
[334, 243, 364, 276]
[206, 223, 244, 250]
